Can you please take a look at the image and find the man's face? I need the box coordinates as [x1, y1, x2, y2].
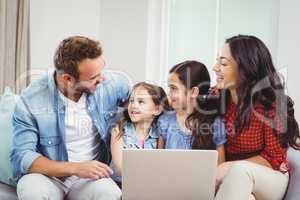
[72, 56, 105, 94]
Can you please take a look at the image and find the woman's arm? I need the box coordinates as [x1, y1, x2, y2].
[258, 109, 288, 170]
[110, 126, 123, 176]
[157, 136, 165, 149]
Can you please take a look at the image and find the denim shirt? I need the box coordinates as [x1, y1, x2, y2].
[9, 70, 131, 181]
[158, 111, 227, 149]
[122, 123, 159, 149]
[110, 122, 159, 182]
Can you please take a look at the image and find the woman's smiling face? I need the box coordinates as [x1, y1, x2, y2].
[213, 43, 239, 90]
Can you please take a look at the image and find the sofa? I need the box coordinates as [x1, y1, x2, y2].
[0, 88, 299, 200]
[0, 183, 17, 200]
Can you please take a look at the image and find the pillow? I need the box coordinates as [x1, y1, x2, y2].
[285, 147, 300, 200]
[0, 87, 19, 187]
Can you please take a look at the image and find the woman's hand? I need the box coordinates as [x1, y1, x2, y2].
[216, 161, 234, 188]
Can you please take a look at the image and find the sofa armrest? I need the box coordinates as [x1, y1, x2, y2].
[285, 147, 300, 200]
[0, 182, 18, 200]
[0, 182, 17, 200]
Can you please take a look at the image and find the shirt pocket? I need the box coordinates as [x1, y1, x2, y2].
[40, 136, 61, 146]
[39, 136, 61, 157]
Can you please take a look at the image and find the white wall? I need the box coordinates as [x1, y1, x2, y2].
[167, 0, 280, 84]
[277, 0, 300, 121]
[30, 0, 101, 73]
[168, 0, 217, 74]
[218, 0, 279, 59]
[30, 0, 161, 84]
[98, 0, 148, 83]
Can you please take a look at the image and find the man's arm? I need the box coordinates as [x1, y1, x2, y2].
[10, 97, 42, 180]
[29, 156, 113, 179]
[10, 97, 112, 180]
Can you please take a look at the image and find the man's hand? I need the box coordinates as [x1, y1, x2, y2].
[29, 156, 113, 179]
[72, 160, 113, 180]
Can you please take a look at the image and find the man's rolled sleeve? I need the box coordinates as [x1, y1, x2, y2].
[10, 98, 41, 181]
[19, 151, 41, 177]
[115, 73, 131, 106]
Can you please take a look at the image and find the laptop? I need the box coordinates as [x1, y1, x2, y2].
[122, 149, 218, 200]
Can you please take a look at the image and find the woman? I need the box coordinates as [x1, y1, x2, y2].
[214, 35, 300, 200]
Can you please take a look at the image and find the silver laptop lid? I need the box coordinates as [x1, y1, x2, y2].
[122, 149, 218, 200]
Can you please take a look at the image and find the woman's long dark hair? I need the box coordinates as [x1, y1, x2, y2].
[225, 35, 300, 149]
[170, 60, 219, 149]
[116, 82, 171, 139]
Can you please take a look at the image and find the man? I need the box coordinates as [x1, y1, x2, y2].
[10, 36, 130, 200]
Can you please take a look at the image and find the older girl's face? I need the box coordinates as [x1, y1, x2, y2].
[168, 72, 193, 111]
[213, 43, 239, 90]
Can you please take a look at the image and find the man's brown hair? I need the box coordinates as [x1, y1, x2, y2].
[54, 36, 102, 79]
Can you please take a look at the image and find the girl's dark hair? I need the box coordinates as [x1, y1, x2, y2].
[225, 35, 300, 149]
[170, 60, 219, 149]
[116, 82, 171, 139]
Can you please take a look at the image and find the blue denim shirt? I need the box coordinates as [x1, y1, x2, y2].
[9, 70, 131, 181]
[122, 123, 159, 149]
[158, 111, 227, 149]
[110, 122, 159, 182]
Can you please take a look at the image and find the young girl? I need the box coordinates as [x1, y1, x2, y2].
[158, 60, 227, 165]
[213, 35, 300, 200]
[110, 82, 170, 185]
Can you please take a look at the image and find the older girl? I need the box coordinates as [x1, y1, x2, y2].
[158, 60, 227, 165]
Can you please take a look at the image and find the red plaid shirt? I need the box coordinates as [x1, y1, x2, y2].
[225, 102, 288, 173]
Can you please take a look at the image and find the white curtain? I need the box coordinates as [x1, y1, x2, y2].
[0, 0, 30, 94]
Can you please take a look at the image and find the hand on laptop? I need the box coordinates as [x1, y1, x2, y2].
[72, 160, 113, 180]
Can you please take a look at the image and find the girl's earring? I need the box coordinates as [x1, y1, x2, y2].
[191, 87, 199, 98]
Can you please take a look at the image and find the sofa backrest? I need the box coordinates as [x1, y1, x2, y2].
[0, 87, 19, 186]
